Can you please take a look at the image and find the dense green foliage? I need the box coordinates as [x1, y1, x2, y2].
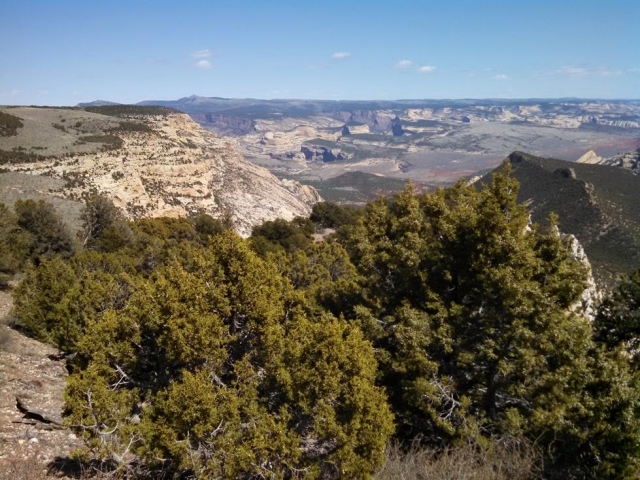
[79, 195, 131, 251]
[62, 234, 393, 478]
[0, 203, 31, 287]
[10, 199, 393, 477]
[0, 198, 75, 287]
[7, 169, 640, 478]
[250, 216, 315, 255]
[310, 201, 361, 229]
[337, 170, 640, 478]
[14, 199, 75, 263]
[595, 269, 640, 364]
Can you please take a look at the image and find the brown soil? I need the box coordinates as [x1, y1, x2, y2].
[0, 290, 83, 478]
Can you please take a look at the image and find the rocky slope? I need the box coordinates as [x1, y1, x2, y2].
[0, 106, 320, 236]
[0, 290, 82, 478]
[493, 151, 640, 288]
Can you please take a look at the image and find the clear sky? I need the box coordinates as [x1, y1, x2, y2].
[1, 0, 638, 105]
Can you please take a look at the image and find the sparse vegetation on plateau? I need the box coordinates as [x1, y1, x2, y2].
[74, 134, 123, 150]
[0, 148, 45, 165]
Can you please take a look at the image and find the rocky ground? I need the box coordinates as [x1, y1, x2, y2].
[0, 290, 83, 479]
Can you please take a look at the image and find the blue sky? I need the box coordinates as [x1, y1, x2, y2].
[1, 0, 638, 105]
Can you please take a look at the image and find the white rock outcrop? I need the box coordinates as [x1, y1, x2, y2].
[576, 150, 603, 164]
[564, 233, 600, 321]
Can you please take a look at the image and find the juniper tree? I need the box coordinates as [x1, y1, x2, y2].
[14, 199, 75, 262]
[0, 203, 30, 287]
[63, 232, 394, 478]
[79, 195, 132, 252]
[340, 166, 640, 478]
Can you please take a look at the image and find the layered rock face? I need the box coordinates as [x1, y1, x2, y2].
[1, 108, 320, 236]
[576, 150, 603, 164]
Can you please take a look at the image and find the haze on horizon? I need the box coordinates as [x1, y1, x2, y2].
[1, 0, 638, 106]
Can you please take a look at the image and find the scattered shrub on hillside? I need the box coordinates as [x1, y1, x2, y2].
[76, 134, 123, 151]
[109, 121, 153, 134]
[0, 111, 24, 137]
[84, 105, 178, 117]
[0, 148, 45, 164]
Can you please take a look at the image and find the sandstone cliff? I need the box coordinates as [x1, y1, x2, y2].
[577, 148, 640, 174]
[0, 107, 320, 236]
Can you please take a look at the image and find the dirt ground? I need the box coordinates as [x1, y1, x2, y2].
[0, 289, 83, 479]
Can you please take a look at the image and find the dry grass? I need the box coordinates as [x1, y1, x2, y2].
[0, 440, 541, 479]
[374, 439, 541, 480]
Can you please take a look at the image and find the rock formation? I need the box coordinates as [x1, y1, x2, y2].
[391, 116, 404, 136]
[300, 145, 353, 162]
[564, 233, 600, 321]
[576, 150, 603, 164]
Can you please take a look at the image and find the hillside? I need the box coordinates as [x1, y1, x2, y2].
[0, 106, 320, 236]
[497, 151, 640, 286]
[303, 171, 432, 204]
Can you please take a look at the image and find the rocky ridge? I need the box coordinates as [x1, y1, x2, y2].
[0, 107, 321, 236]
[500, 151, 640, 288]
